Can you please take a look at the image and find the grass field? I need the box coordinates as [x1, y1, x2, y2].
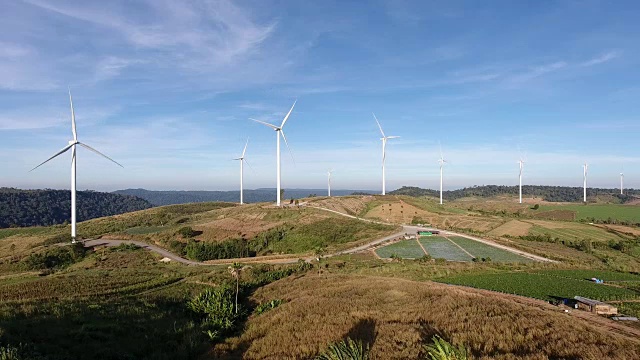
[375, 240, 425, 259]
[528, 223, 625, 243]
[437, 272, 639, 301]
[418, 236, 473, 261]
[447, 236, 532, 263]
[531, 269, 640, 282]
[539, 204, 640, 223]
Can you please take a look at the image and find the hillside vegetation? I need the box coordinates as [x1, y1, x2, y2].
[0, 188, 153, 228]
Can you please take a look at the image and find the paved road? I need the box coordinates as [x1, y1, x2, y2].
[82, 205, 553, 265]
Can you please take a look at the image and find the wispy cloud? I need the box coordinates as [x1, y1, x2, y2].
[506, 61, 568, 84]
[580, 51, 620, 67]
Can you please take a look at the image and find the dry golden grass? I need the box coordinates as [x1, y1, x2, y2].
[364, 200, 437, 224]
[211, 274, 640, 360]
[308, 196, 376, 216]
[488, 220, 533, 237]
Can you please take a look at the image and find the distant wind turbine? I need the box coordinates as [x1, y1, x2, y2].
[234, 138, 250, 204]
[327, 169, 333, 197]
[438, 143, 447, 205]
[518, 158, 525, 204]
[373, 113, 399, 195]
[250, 101, 296, 206]
[620, 171, 624, 195]
[30, 90, 123, 243]
[583, 163, 588, 203]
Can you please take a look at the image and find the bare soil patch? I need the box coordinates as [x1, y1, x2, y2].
[489, 220, 533, 237]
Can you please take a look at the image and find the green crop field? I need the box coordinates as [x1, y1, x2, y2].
[375, 240, 425, 259]
[437, 272, 639, 301]
[538, 204, 640, 223]
[528, 224, 622, 242]
[532, 269, 640, 282]
[447, 236, 532, 263]
[418, 236, 473, 262]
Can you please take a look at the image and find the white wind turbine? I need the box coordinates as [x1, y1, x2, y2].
[583, 163, 588, 203]
[327, 169, 333, 197]
[234, 138, 251, 204]
[250, 101, 296, 206]
[518, 158, 525, 204]
[30, 90, 123, 243]
[373, 113, 399, 195]
[620, 169, 624, 195]
[438, 143, 447, 205]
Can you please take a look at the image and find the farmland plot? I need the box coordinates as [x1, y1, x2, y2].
[375, 240, 425, 259]
[447, 236, 532, 263]
[418, 236, 473, 262]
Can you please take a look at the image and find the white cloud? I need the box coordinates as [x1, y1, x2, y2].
[580, 51, 620, 67]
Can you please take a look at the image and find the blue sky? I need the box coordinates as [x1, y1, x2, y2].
[1, 0, 639, 192]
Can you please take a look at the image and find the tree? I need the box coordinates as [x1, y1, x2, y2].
[228, 263, 250, 314]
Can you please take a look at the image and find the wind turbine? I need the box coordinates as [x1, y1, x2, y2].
[373, 113, 399, 195]
[234, 138, 250, 204]
[327, 169, 333, 197]
[30, 90, 123, 243]
[250, 101, 296, 206]
[583, 163, 588, 203]
[620, 170, 624, 195]
[438, 144, 447, 205]
[518, 158, 525, 204]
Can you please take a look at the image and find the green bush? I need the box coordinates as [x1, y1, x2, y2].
[184, 238, 253, 261]
[22, 243, 87, 270]
[187, 285, 239, 339]
[255, 299, 284, 315]
[177, 226, 197, 238]
[423, 335, 471, 360]
[316, 338, 369, 360]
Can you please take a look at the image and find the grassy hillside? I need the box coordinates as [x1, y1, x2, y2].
[212, 274, 640, 359]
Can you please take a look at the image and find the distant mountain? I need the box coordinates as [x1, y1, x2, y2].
[390, 185, 639, 203]
[0, 188, 153, 228]
[113, 188, 376, 206]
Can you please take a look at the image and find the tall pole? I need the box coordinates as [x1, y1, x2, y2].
[276, 131, 281, 206]
[583, 164, 588, 203]
[71, 143, 77, 243]
[381, 139, 386, 195]
[621, 173, 624, 195]
[240, 160, 244, 204]
[519, 161, 523, 204]
[439, 163, 443, 205]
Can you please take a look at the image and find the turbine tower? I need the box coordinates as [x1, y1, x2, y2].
[518, 158, 525, 204]
[438, 144, 447, 205]
[250, 101, 296, 206]
[30, 90, 123, 243]
[373, 113, 399, 195]
[620, 172, 624, 195]
[327, 169, 333, 197]
[583, 163, 588, 203]
[234, 138, 250, 204]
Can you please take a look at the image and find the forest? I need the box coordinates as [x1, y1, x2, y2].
[390, 185, 639, 203]
[0, 188, 153, 228]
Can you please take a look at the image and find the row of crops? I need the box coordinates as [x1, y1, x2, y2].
[436, 272, 640, 301]
[375, 236, 531, 263]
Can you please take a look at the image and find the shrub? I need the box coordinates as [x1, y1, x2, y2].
[532, 204, 539, 210]
[417, 254, 432, 263]
[316, 338, 369, 360]
[22, 243, 87, 270]
[423, 335, 471, 360]
[255, 299, 284, 315]
[177, 226, 197, 238]
[188, 285, 239, 339]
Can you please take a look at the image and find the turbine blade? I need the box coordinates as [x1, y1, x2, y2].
[373, 113, 385, 137]
[243, 158, 256, 174]
[386, 135, 400, 139]
[250, 118, 279, 130]
[69, 88, 77, 141]
[78, 142, 124, 168]
[241, 137, 249, 158]
[280, 130, 295, 165]
[30, 143, 74, 172]
[280, 100, 297, 128]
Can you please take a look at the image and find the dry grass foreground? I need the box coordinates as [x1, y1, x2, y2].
[212, 274, 640, 360]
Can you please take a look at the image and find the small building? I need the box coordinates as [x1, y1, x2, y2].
[574, 296, 618, 315]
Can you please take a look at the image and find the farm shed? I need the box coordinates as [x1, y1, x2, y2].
[574, 296, 618, 315]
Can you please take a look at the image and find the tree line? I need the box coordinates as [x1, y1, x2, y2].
[0, 188, 153, 228]
[390, 185, 639, 203]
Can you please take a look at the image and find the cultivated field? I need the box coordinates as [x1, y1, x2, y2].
[212, 274, 640, 359]
[418, 236, 473, 261]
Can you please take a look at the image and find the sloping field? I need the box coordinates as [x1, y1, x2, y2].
[307, 196, 375, 217]
[528, 222, 625, 243]
[418, 236, 473, 261]
[438, 272, 639, 302]
[364, 199, 438, 224]
[539, 204, 640, 223]
[447, 236, 532, 263]
[212, 274, 640, 359]
[488, 220, 532, 237]
[375, 240, 425, 259]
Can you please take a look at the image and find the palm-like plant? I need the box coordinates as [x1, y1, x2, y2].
[424, 335, 471, 360]
[316, 338, 369, 360]
[228, 262, 249, 314]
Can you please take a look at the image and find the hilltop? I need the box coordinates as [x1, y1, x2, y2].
[0, 188, 152, 228]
